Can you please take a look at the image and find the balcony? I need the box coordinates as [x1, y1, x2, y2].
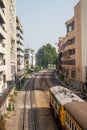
[17, 64, 24, 70]
[0, 79, 3, 86]
[0, 0, 5, 8]
[0, 60, 5, 71]
[16, 70, 24, 81]
[0, 25, 6, 39]
[0, 44, 6, 54]
[17, 44, 24, 51]
[0, 7, 5, 24]
[17, 51, 24, 57]
[17, 37, 23, 44]
[17, 30, 23, 38]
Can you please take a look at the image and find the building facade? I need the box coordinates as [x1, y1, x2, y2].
[5, 0, 17, 85]
[24, 48, 36, 70]
[0, 0, 16, 115]
[0, 0, 6, 94]
[57, 37, 64, 73]
[16, 16, 24, 81]
[58, 0, 87, 91]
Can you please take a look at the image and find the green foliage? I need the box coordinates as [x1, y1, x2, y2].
[35, 65, 42, 72]
[16, 82, 21, 90]
[25, 69, 32, 76]
[14, 91, 17, 96]
[7, 103, 11, 111]
[59, 74, 64, 81]
[36, 43, 58, 68]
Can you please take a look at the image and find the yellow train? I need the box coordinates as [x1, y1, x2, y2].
[50, 86, 87, 130]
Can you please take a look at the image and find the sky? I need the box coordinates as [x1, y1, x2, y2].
[17, 0, 79, 52]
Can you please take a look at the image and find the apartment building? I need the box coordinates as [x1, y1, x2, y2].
[0, 0, 6, 94]
[0, 0, 7, 114]
[24, 48, 36, 70]
[5, 0, 16, 85]
[58, 0, 87, 91]
[16, 16, 24, 81]
[0, 0, 16, 115]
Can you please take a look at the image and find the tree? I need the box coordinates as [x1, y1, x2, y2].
[36, 43, 58, 68]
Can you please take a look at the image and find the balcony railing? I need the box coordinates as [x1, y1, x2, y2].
[0, 0, 5, 8]
[0, 7, 5, 23]
[0, 44, 6, 54]
[0, 25, 6, 39]
[0, 59, 5, 66]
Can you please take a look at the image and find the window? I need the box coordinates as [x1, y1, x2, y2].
[72, 123, 74, 130]
[67, 21, 74, 33]
[61, 60, 75, 65]
[69, 48, 75, 55]
[62, 37, 75, 49]
[75, 126, 77, 130]
[66, 69, 69, 76]
[71, 70, 76, 78]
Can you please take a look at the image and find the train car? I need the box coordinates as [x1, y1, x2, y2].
[64, 101, 87, 130]
[50, 86, 87, 130]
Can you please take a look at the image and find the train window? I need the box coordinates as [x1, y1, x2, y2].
[65, 114, 67, 122]
[72, 123, 74, 130]
[67, 116, 69, 125]
[65, 113, 69, 126]
[75, 126, 79, 130]
[70, 119, 71, 128]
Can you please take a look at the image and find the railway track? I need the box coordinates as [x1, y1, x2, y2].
[38, 72, 60, 105]
[20, 71, 60, 130]
[30, 77, 36, 130]
[20, 76, 36, 130]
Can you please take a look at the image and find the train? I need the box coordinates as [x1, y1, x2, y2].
[50, 85, 87, 130]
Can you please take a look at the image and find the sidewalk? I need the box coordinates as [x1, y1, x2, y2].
[5, 78, 30, 130]
[5, 91, 25, 130]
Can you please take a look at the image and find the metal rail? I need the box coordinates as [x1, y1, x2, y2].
[22, 77, 36, 130]
[22, 91, 27, 130]
[22, 72, 58, 130]
[22, 80, 29, 130]
[30, 77, 36, 130]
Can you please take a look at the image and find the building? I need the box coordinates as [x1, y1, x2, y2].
[58, 0, 87, 91]
[0, 0, 7, 114]
[0, 0, 16, 115]
[16, 16, 24, 82]
[5, 0, 16, 85]
[24, 48, 36, 70]
[0, 0, 6, 95]
[57, 37, 64, 73]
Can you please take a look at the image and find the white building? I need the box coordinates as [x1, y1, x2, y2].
[24, 48, 36, 70]
[0, 0, 16, 115]
[5, 0, 17, 85]
[0, 0, 6, 94]
[16, 16, 24, 81]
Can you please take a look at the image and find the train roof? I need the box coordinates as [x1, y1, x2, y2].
[50, 86, 84, 105]
[65, 102, 87, 130]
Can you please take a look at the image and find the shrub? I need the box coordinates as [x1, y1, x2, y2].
[59, 74, 64, 81]
[7, 103, 11, 111]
